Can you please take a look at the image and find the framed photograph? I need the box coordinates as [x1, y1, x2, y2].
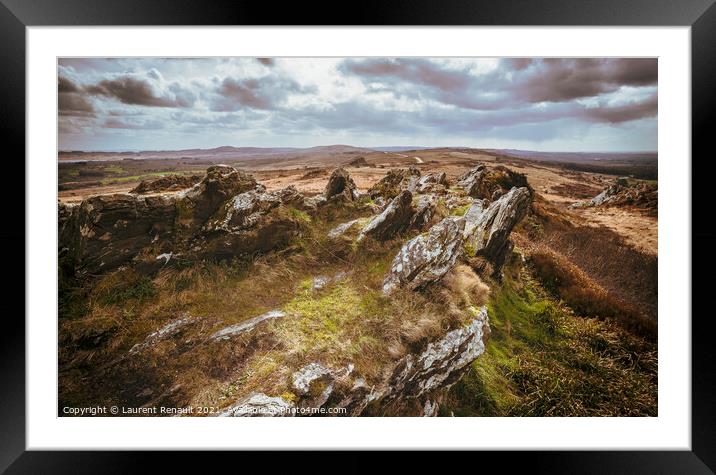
[3, 0, 714, 471]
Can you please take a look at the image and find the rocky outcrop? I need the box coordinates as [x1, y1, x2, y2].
[324, 168, 359, 202]
[358, 190, 414, 241]
[416, 172, 449, 194]
[291, 362, 354, 410]
[409, 195, 437, 230]
[130, 174, 201, 195]
[175, 165, 260, 233]
[229, 307, 490, 417]
[198, 189, 304, 260]
[59, 165, 308, 274]
[458, 165, 529, 200]
[382, 186, 531, 292]
[62, 193, 177, 274]
[366, 306, 489, 414]
[572, 178, 657, 216]
[462, 187, 531, 267]
[329, 306, 490, 416]
[382, 216, 466, 294]
[368, 167, 421, 200]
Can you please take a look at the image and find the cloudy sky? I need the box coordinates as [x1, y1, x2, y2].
[58, 57, 657, 152]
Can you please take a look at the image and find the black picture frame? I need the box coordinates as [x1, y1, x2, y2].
[2, 0, 714, 472]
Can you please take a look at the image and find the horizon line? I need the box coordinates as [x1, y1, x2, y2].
[58, 145, 659, 154]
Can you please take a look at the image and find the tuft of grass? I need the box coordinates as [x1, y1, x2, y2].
[450, 204, 471, 216]
[92, 270, 157, 306]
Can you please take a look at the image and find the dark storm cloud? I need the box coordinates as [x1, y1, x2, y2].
[85, 75, 195, 107]
[58, 76, 95, 116]
[341, 57, 658, 109]
[580, 93, 658, 124]
[341, 58, 471, 91]
[210, 76, 314, 111]
[58, 76, 81, 93]
[506, 58, 658, 103]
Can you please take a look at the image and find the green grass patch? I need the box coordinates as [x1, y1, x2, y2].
[450, 204, 471, 216]
[442, 267, 657, 417]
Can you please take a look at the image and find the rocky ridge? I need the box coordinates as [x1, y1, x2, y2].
[59, 163, 531, 416]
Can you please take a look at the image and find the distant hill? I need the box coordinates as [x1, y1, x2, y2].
[487, 149, 657, 163]
[58, 145, 376, 162]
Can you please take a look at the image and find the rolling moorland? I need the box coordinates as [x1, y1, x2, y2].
[57, 146, 657, 416]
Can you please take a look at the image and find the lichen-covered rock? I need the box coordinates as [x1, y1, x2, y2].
[383, 216, 466, 294]
[408, 194, 437, 230]
[458, 165, 528, 200]
[210, 310, 286, 340]
[324, 167, 359, 201]
[130, 174, 201, 195]
[175, 165, 260, 232]
[66, 193, 177, 274]
[274, 185, 308, 210]
[129, 316, 195, 355]
[336, 306, 490, 416]
[219, 393, 294, 417]
[463, 187, 531, 266]
[368, 167, 421, 200]
[359, 190, 414, 241]
[385, 306, 489, 399]
[198, 189, 305, 260]
[416, 172, 449, 194]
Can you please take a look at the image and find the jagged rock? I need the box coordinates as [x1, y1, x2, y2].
[383, 216, 466, 294]
[219, 393, 294, 417]
[462, 199, 488, 238]
[291, 362, 335, 409]
[324, 168, 359, 201]
[368, 167, 421, 200]
[383, 306, 489, 399]
[62, 193, 177, 274]
[130, 174, 201, 194]
[359, 190, 414, 241]
[336, 306, 490, 416]
[175, 165, 260, 232]
[198, 189, 304, 260]
[458, 165, 528, 200]
[291, 363, 354, 412]
[570, 179, 657, 216]
[463, 187, 531, 266]
[416, 172, 449, 194]
[210, 310, 286, 340]
[204, 190, 281, 233]
[273, 185, 307, 209]
[408, 195, 437, 230]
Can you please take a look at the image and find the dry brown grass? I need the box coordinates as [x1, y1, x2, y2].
[529, 247, 656, 340]
[518, 196, 658, 329]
